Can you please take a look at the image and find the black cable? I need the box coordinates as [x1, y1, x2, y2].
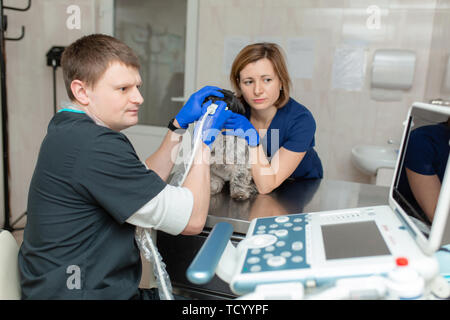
[0, 1, 31, 231]
[438, 247, 450, 254]
[53, 61, 57, 114]
[0, 0, 11, 231]
[46, 46, 65, 114]
[9, 210, 26, 228]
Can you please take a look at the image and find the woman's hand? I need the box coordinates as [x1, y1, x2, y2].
[197, 100, 232, 148]
[221, 113, 260, 147]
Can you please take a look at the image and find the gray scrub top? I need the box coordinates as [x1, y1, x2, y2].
[19, 110, 166, 299]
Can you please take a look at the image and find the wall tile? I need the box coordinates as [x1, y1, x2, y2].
[197, 0, 442, 186]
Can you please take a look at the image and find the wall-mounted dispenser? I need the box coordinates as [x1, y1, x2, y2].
[370, 49, 416, 101]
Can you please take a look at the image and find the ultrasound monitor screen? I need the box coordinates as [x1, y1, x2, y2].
[322, 221, 391, 260]
[393, 108, 450, 237]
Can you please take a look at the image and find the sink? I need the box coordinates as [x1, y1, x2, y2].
[351, 145, 398, 175]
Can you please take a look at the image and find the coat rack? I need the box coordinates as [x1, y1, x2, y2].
[0, 0, 31, 231]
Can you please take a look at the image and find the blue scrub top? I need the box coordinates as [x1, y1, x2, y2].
[246, 98, 323, 179]
[404, 122, 449, 179]
[398, 122, 450, 223]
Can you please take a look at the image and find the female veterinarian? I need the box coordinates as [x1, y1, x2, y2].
[223, 42, 323, 194]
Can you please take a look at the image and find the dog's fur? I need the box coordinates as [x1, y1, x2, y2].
[205, 90, 258, 200]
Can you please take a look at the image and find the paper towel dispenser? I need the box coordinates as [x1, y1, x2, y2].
[371, 49, 416, 90]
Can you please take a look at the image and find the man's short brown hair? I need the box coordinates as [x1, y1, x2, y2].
[61, 34, 140, 101]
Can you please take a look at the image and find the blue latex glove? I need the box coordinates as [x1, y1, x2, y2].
[196, 100, 232, 148]
[175, 86, 225, 129]
[221, 113, 260, 147]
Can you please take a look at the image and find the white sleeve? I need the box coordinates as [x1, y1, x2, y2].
[126, 184, 194, 235]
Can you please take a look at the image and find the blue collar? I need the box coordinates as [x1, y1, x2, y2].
[58, 108, 86, 114]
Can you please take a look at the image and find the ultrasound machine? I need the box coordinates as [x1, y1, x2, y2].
[186, 102, 450, 300]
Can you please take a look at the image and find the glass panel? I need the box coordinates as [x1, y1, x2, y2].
[114, 0, 187, 126]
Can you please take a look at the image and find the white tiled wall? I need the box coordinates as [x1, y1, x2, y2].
[3, 0, 98, 229]
[196, 0, 448, 185]
[424, 0, 450, 102]
[2, 0, 450, 230]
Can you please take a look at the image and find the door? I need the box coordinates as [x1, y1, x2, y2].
[100, 0, 198, 160]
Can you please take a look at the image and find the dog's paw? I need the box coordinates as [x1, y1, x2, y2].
[211, 177, 225, 194]
[230, 187, 252, 200]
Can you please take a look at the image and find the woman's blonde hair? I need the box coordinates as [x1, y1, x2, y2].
[230, 42, 291, 108]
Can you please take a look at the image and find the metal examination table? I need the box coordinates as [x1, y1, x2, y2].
[157, 179, 390, 299]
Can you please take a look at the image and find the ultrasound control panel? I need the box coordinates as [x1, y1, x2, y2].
[187, 206, 435, 296]
[231, 214, 312, 294]
[239, 214, 310, 273]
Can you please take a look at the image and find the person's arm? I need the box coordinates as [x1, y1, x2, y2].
[145, 86, 224, 180]
[180, 143, 211, 235]
[131, 101, 231, 236]
[221, 112, 307, 194]
[406, 168, 441, 221]
[127, 142, 211, 236]
[181, 101, 231, 234]
[145, 119, 184, 181]
[249, 145, 305, 194]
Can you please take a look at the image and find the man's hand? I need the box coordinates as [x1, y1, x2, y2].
[175, 86, 224, 129]
[196, 100, 232, 148]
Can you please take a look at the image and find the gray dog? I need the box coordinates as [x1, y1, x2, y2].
[205, 90, 258, 200]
